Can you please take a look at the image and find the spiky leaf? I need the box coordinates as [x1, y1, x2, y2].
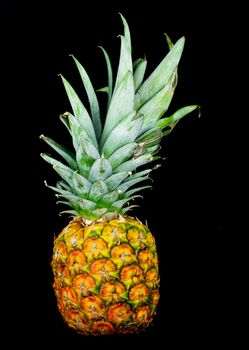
[99, 47, 113, 108]
[137, 71, 177, 135]
[108, 142, 138, 169]
[133, 58, 147, 91]
[101, 112, 142, 158]
[40, 135, 77, 170]
[136, 37, 185, 107]
[88, 181, 109, 202]
[88, 158, 112, 182]
[100, 71, 135, 147]
[71, 55, 102, 140]
[60, 75, 97, 147]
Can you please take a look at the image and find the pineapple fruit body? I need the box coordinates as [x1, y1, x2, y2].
[52, 216, 159, 335]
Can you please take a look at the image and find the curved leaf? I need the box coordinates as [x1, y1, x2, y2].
[136, 36, 185, 107]
[60, 74, 97, 147]
[71, 55, 102, 140]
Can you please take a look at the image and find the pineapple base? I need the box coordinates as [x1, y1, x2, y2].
[51, 215, 160, 335]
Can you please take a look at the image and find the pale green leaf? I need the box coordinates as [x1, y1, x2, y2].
[59, 75, 97, 147]
[113, 14, 133, 93]
[68, 113, 99, 176]
[99, 190, 119, 205]
[99, 47, 113, 107]
[88, 157, 112, 182]
[121, 205, 139, 214]
[41, 153, 75, 186]
[60, 113, 72, 134]
[136, 36, 185, 107]
[88, 181, 108, 202]
[165, 33, 174, 49]
[112, 196, 139, 210]
[70, 55, 102, 140]
[57, 181, 71, 192]
[125, 185, 152, 197]
[57, 193, 96, 211]
[101, 111, 142, 158]
[105, 171, 129, 191]
[97, 86, 109, 93]
[44, 182, 72, 196]
[100, 71, 135, 147]
[40, 135, 77, 170]
[157, 105, 199, 130]
[90, 208, 109, 218]
[114, 153, 153, 173]
[137, 70, 177, 135]
[126, 169, 151, 180]
[59, 210, 78, 216]
[118, 177, 150, 193]
[71, 172, 91, 197]
[119, 13, 131, 50]
[145, 144, 161, 155]
[137, 128, 162, 148]
[133, 58, 147, 91]
[108, 142, 138, 169]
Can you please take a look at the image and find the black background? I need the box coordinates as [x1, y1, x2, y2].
[1, 0, 239, 346]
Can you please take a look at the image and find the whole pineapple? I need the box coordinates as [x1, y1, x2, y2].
[41, 14, 197, 335]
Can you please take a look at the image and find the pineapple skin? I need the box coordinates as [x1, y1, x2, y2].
[52, 215, 159, 335]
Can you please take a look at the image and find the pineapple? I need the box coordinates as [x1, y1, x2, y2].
[41, 14, 198, 335]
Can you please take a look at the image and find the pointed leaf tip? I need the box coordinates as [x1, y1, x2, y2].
[164, 33, 174, 49]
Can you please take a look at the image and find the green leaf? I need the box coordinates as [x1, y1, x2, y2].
[133, 58, 147, 91]
[114, 35, 133, 93]
[59, 75, 97, 147]
[99, 47, 113, 108]
[100, 71, 135, 147]
[118, 176, 150, 194]
[121, 205, 139, 214]
[108, 142, 138, 169]
[125, 185, 152, 197]
[57, 193, 96, 212]
[68, 113, 99, 177]
[99, 190, 119, 206]
[105, 171, 129, 191]
[40, 134, 78, 170]
[59, 210, 78, 216]
[88, 181, 108, 202]
[112, 13, 132, 95]
[57, 181, 71, 192]
[164, 33, 174, 49]
[157, 105, 198, 130]
[126, 169, 151, 180]
[90, 208, 109, 218]
[136, 36, 185, 107]
[101, 112, 142, 158]
[112, 196, 139, 211]
[119, 13, 131, 51]
[44, 182, 72, 196]
[145, 144, 161, 155]
[60, 113, 72, 135]
[41, 153, 75, 186]
[114, 153, 153, 173]
[137, 128, 162, 148]
[137, 70, 177, 135]
[133, 58, 143, 70]
[71, 172, 91, 197]
[42, 154, 91, 198]
[97, 86, 109, 93]
[88, 157, 112, 182]
[70, 55, 102, 140]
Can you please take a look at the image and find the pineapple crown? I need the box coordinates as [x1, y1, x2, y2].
[40, 14, 198, 221]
